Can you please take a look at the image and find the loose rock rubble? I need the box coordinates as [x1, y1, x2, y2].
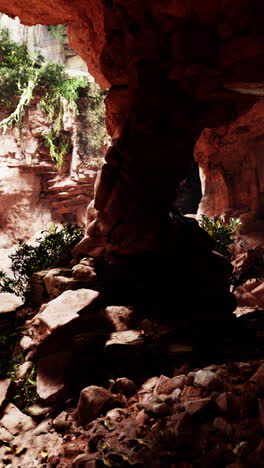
[0, 358, 264, 467]
[1, 264, 264, 467]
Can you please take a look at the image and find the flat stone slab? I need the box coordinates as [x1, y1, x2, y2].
[106, 330, 144, 347]
[0, 403, 36, 435]
[31, 288, 100, 346]
[0, 292, 24, 314]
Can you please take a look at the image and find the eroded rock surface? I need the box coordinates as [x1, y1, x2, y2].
[195, 100, 264, 220]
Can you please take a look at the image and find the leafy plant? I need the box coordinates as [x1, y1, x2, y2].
[199, 214, 242, 258]
[76, 85, 108, 167]
[0, 28, 94, 168]
[48, 24, 66, 40]
[0, 224, 84, 299]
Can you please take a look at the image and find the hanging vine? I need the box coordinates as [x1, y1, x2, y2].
[0, 28, 92, 168]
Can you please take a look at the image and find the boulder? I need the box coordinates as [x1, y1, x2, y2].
[72, 263, 96, 282]
[31, 289, 100, 348]
[77, 386, 117, 425]
[0, 403, 36, 435]
[37, 351, 70, 403]
[53, 411, 70, 431]
[104, 306, 134, 331]
[110, 378, 136, 397]
[194, 370, 219, 389]
[0, 292, 23, 314]
[43, 268, 76, 300]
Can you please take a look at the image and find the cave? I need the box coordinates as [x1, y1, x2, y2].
[0, 1, 264, 466]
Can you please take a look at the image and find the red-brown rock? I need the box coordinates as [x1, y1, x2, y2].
[76, 386, 117, 425]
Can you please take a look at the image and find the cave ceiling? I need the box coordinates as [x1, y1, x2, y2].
[0, 0, 263, 91]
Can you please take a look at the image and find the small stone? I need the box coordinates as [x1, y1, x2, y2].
[139, 377, 159, 393]
[156, 375, 186, 395]
[184, 398, 214, 418]
[77, 386, 116, 425]
[104, 306, 134, 331]
[105, 408, 125, 424]
[143, 401, 170, 416]
[194, 370, 219, 389]
[16, 361, 33, 380]
[154, 375, 170, 394]
[110, 377, 136, 397]
[20, 335, 33, 351]
[72, 263, 96, 281]
[26, 404, 52, 418]
[0, 379, 11, 408]
[53, 411, 70, 431]
[0, 403, 36, 435]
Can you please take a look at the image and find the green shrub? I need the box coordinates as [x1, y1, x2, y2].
[199, 214, 241, 258]
[0, 224, 84, 299]
[0, 28, 106, 168]
[47, 24, 66, 40]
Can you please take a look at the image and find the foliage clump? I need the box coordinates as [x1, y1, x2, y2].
[76, 84, 108, 168]
[199, 214, 264, 290]
[47, 24, 66, 40]
[0, 27, 107, 168]
[199, 214, 241, 259]
[0, 224, 83, 299]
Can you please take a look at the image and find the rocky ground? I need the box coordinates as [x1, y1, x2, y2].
[0, 255, 264, 467]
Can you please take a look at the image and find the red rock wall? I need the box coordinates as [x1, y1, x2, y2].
[0, 0, 263, 255]
[195, 99, 264, 221]
[0, 100, 96, 247]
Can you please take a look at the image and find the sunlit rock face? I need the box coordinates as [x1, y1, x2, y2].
[0, 165, 50, 247]
[195, 99, 264, 221]
[0, 100, 96, 249]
